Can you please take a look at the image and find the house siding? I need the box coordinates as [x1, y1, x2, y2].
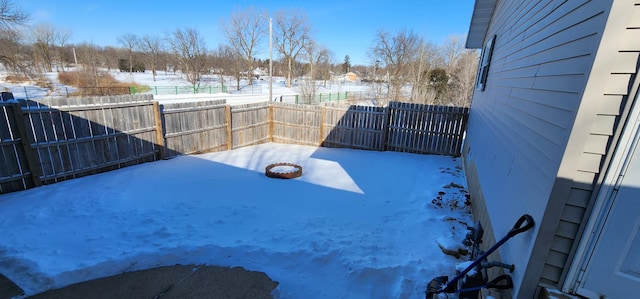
[463, 0, 614, 297]
[552, 1, 640, 294]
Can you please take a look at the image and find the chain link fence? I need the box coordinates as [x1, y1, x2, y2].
[134, 85, 228, 95]
[3, 85, 229, 99]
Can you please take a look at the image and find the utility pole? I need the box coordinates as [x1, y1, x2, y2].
[269, 18, 273, 102]
[73, 47, 78, 65]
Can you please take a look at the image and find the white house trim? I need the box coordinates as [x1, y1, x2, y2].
[563, 66, 640, 295]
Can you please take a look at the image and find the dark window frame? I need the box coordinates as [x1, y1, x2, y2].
[476, 35, 496, 91]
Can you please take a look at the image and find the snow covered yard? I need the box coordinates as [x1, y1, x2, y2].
[0, 143, 472, 298]
[1, 69, 373, 106]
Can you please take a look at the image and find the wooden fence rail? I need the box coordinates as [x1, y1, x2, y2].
[161, 99, 228, 159]
[386, 102, 469, 155]
[0, 95, 160, 193]
[322, 104, 388, 150]
[231, 102, 270, 149]
[0, 96, 468, 194]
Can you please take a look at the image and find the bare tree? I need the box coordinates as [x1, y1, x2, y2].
[31, 23, 71, 73]
[139, 34, 163, 81]
[165, 27, 208, 87]
[117, 33, 139, 73]
[210, 45, 231, 89]
[0, 0, 27, 30]
[370, 28, 422, 104]
[220, 6, 267, 87]
[301, 40, 333, 91]
[296, 78, 321, 104]
[0, 1, 28, 74]
[442, 35, 466, 75]
[317, 48, 334, 88]
[102, 46, 120, 71]
[0, 28, 30, 77]
[273, 9, 311, 87]
[408, 41, 439, 104]
[219, 45, 244, 91]
[53, 28, 71, 71]
[30, 23, 57, 73]
[75, 42, 104, 88]
[449, 49, 479, 106]
[301, 39, 319, 80]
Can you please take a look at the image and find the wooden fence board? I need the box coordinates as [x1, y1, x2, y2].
[1, 96, 469, 194]
[0, 102, 41, 193]
[231, 102, 270, 149]
[322, 105, 387, 150]
[0, 104, 25, 192]
[14, 96, 159, 185]
[271, 102, 322, 146]
[161, 100, 228, 158]
[386, 102, 468, 155]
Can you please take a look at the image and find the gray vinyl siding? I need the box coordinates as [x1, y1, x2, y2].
[463, 0, 611, 297]
[547, 1, 640, 290]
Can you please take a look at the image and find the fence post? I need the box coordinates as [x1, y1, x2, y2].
[382, 104, 392, 151]
[175, 86, 178, 95]
[225, 105, 232, 150]
[320, 106, 326, 146]
[269, 104, 274, 142]
[152, 101, 166, 160]
[10, 103, 42, 187]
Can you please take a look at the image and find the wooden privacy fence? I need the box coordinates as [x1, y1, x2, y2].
[1, 96, 468, 194]
[161, 100, 229, 158]
[0, 95, 161, 194]
[386, 102, 469, 155]
[162, 101, 468, 156]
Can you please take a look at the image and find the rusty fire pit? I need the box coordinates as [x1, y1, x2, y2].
[265, 163, 303, 179]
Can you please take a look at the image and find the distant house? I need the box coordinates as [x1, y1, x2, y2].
[463, 1, 640, 298]
[344, 72, 359, 82]
[253, 67, 266, 79]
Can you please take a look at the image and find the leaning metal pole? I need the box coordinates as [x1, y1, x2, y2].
[269, 18, 273, 102]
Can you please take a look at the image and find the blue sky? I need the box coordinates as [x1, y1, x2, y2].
[19, 0, 475, 65]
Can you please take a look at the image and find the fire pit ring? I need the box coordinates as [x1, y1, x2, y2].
[265, 162, 303, 179]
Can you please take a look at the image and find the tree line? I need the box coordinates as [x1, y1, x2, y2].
[0, 0, 478, 106]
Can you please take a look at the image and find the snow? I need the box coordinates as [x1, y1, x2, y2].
[1, 69, 471, 298]
[1, 68, 375, 106]
[0, 143, 472, 298]
[0, 69, 76, 99]
[455, 260, 477, 277]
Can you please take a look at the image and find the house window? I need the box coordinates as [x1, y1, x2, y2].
[476, 35, 496, 91]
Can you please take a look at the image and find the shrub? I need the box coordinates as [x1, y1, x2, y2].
[5, 75, 29, 83]
[119, 59, 145, 73]
[58, 71, 148, 96]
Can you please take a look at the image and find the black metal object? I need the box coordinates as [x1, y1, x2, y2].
[456, 275, 513, 294]
[426, 214, 534, 298]
[456, 219, 516, 298]
[1, 92, 14, 101]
